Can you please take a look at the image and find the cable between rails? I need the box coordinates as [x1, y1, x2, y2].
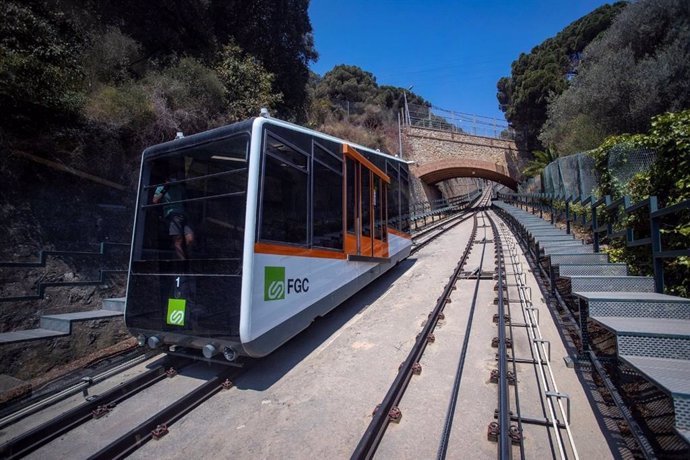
[437, 212, 499, 459]
[496, 220, 580, 460]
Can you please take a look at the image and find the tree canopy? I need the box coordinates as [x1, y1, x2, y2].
[496, 2, 626, 151]
[307, 64, 428, 153]
[0, 0, 317, 143]
[540, 0, 690, 154]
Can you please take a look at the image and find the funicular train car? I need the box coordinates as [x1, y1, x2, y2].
[125, 114, 412, 363]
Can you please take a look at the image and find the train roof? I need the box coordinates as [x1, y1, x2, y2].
[141, 118, 256, 159]
[141, 115, 410, 164]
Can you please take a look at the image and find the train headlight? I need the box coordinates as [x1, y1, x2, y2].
[202, 344, 218, 359]
[223, 347, 238, 362]
[137, 334, 147, 347]
[147, 336, 161, 349]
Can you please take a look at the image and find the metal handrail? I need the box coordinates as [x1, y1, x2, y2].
[495, 192, 690, 294]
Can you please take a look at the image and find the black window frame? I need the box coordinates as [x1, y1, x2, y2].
[257, 129, 311, 247]
[311, 140, 344, 251]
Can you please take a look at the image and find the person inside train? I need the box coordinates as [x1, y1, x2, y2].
[153, 170, 194, 260]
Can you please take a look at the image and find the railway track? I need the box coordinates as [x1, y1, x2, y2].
[353, 209, 583, 459]
[0, 195, 490, 460]
[411, 191, 491, 255]
[0, 357, 245, 459]
[1, 193, 604, 459]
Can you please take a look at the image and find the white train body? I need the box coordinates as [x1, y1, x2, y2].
[125, 116, 412, 361]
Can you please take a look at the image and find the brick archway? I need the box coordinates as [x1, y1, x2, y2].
[403, 126, 527, 200]
[413, 158, 518, 190]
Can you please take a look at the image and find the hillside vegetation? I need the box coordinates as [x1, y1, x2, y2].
[497, 2, 626, 151]
[499, 0, 690, 156]
[499, 0, 690, 295]
[0, 1, 426, 181]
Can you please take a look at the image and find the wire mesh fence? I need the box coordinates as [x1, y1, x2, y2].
[519, 146, 657, 199]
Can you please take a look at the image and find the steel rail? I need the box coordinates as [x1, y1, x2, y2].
[436, 213, 493, 459]
[497, 220, 573, 460]
[0, 351, 151, 430]
[495, 221, 527, 460]
[0, 358, 186, 459]
[88, 366, 242, 460]
[495, 206, 655, 459]
[411, 189, 491, 255]
[351, 212, 480, 460]
[487, 213, 512, 459]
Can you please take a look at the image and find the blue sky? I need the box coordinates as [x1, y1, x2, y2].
[309, 0, 612, 122]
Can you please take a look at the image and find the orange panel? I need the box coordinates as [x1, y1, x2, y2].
[342, 144, 390, 184]
[255, 242, 347, 260]
[373, 239, 389, 258]
[344, 233, 358, 255]
[360, 234, 374, 257]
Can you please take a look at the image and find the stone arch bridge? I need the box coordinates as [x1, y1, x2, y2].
[403, 125, 528, 202]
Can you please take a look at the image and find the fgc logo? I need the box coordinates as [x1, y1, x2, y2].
[264, 266, 309, 301]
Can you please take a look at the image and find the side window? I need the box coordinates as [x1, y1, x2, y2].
[386, 161, 400, 230]
[312, 143, 343, 249]
[346, 157, 356, 235]
[259, 133, 309, 245]
[400, 166, 411, 233]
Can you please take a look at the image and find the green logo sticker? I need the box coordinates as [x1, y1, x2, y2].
[166, 298, 186, 326]
[264, 266, 285, 301]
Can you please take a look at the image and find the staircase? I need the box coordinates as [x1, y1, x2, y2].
[494, 200, 690, 452]
[0, 298, 125, 345]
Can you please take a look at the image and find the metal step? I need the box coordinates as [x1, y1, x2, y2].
[0, 328, 67, 344]
[590, 316, 690, 360]
[543, 245, 593, 255]
[102, 297, 126, 312]
[619, 355, 690, 437]
[40, 310, 123, 333]
[539, 240, 586, 248]
[549, 254, 610, 265]
[565, 275, 655, 293]
[575, 292, 690, 320]
[0, 297, 125, 345]
[557, 263, 627, 277]
[531, 235, 576, 241]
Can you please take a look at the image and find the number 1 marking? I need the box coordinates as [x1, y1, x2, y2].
[176, 277, 180, 288]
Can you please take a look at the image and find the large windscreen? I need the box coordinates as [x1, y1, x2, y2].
[127, 134, 249, 338]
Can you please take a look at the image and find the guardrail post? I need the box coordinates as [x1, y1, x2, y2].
[538, 193, 543, 219]
[565, 196, 571, 235]
[604, 195, 613, 239]
[549, 194, 554, 225]
[592, 198, 599, 253]
[649, 196, 663, 293]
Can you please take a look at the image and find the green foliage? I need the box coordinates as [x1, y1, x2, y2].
[540, 0, 690, 154]
[84, 83, 154, 130]
[82, 27, 142, 85]
[214, 43, 283, 121]
[307, 64, 429, 154]
[591, 110, 690, 205]
[521, 147, 557, 177]
[0, 1, 87, 129]
[497, 2, 625, 151]
[589, 109, 690, 295]
[84, 50, 281, 145]
[316, 65, 379, 103]
[646, 110, 690, 206]
[92, 0, 317, 120]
